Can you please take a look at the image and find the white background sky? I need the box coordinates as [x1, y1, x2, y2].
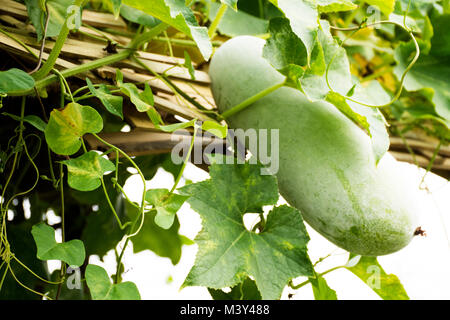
[83, 153, 450, 300]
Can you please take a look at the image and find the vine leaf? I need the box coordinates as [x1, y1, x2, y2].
[394, 14, 450, 127]
[2, 113, 46, 132]
[269, 0, 319, 62]
[122, 0, 212, 60]
[0, 68, 35, 95]
[85, 264, 141, 300]
[62, 151, 115, 192]
[310, 275, 338, 300]
[263, 17, 307, 87]
[145, 189, 188, 229]
[31, 223, 86, 267]
[116, 70, 162, 125]
[86, 78, 123, 119]
[184, 51, 196, 80]
[179, 155, 314, 300]
[44, 102, 103, 155]
[209, 277, 262, 300]
[346, 255, 409, 300]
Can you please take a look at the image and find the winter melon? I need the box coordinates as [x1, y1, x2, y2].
[209, 36, 419, 256]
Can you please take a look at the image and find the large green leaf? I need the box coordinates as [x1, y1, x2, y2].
[24, 0, 78, 41]
[346, 255, 409, 300]
[0, 68, 35, 95]
[85, 264, 141, 300]
[122, 0, 212, 60]
[208, 1, 269, 37]
[180, 155, 314, 300]
[62, 151, 116, 191]
[31, 223, 86, 267]
[44, 102, 103, 155]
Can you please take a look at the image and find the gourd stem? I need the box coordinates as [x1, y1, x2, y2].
[221, 81, 285, 119]
[33, 0, 86, 80]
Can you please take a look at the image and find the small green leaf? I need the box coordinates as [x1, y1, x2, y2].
[117, 72, 161, 124]
[325, 91, 370, 133]
[44, 102, 103, 155]
[145, 189, 188, 229]
[120, 4, 161, 27]
[183, 51, 196, 81]
[2, 113, 46, 132]
[346, 255, 409, 300]
[62, 151, 116, 191]
[201, 120, 228, 138]
[86, 78, 123, 119]
[263, 17, 308, 70]
[180, 156, 314, 299]
[157, 119, 197, 132]
[310, 275, 337, 300]
[0, 68, 35, 95]
[31, 223, 85, 267]
[85, 264, 141, 300]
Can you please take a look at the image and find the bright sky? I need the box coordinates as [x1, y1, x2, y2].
[86, 153, 450, 300]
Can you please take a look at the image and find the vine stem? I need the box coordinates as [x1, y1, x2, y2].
[221, 80, 286, 119]
[289, 266, 345, 290]
[8, 23, 168, 97]
[100, 178, 131, 230]
[91, 134, 146, 237]
[327, 20, 420, 108]
[169, 123, 199, 194]
[115, 238, 129, 284]
[208, 3, 228, 38]
[33, 0, 87, 80]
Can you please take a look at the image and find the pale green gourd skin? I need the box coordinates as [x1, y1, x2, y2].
[209, 36, 419, 256]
